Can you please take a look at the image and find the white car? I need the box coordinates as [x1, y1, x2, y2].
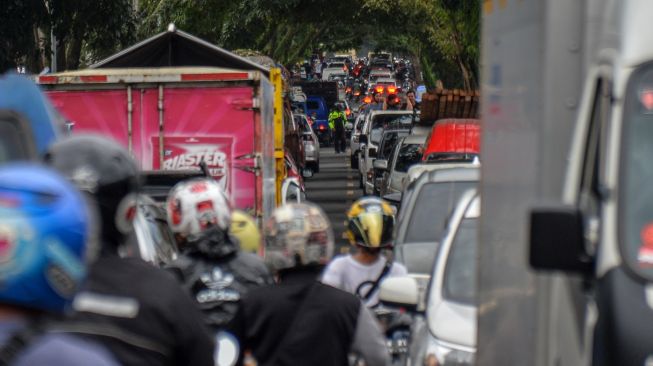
[358, 110, 413, 194]
[380, 190, 479, 366]
[378, 134, 427, 196]
[322, 62, 347, 81]
[349, 112, 366, 168]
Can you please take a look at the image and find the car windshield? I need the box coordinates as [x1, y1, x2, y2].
[441, 217, 478, 305]
[379, 131, 409, 159]
[405, 181, 477, 243]
[620, 64, 653, 279]
[395, 143, 423, 172]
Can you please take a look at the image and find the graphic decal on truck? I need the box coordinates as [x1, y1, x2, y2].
[153, 136, 233, 193]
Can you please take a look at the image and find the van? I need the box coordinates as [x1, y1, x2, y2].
[422, 118, 480, 162]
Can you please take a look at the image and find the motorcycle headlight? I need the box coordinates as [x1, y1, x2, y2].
[424, 337, 474, 366]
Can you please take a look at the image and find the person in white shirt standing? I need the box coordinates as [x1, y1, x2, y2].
[322, 197, 407, 307]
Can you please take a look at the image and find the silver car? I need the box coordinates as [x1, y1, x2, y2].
[377, 134, 427, 197]
[393, 165, 479, 276]
[380, 190, 479, 366]
[295, 114, 320, 174]
[358, 110, 413, 194]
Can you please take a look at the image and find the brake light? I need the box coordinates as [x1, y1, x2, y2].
[387, 86, 397, 94]
[375, 86, 384, 93]
[346, 109, 351, 116]
[346, 87, 352, 93]
[319, 125, 326, 130]
[363, 96, 372, 104]
[354, 91, 360, 96]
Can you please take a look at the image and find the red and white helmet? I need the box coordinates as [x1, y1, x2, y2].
[166, 178, 231, 238]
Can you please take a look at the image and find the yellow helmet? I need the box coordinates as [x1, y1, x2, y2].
[345, 197, 395, 248]
[230, 210, 261, 254]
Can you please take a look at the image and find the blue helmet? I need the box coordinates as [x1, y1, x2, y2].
[0, 164, 94, 313]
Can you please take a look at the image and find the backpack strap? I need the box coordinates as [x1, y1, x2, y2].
[0, 319, 48, 366]
[355, 259, 394, 302]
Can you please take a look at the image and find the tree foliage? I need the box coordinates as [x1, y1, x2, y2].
[1, 0, 479, 89]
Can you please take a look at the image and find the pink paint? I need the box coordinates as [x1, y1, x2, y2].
[46, 86, 258, 211]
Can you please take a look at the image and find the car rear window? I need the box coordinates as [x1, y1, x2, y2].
[442, 218, 478, 305]
[405, 181, 477, 242]
[379, 131, 409, 159]
[306, 101, 320, 110]
[395, 144, 423, 172]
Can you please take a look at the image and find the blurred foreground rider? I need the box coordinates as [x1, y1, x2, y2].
[230, 210, 262, 254]
[45, 135, 214, 366]
[229, 203, 389, 366]
[322, 197, 407, 307]
[165, 178, 272, 331]
[0, 165, 118, 365]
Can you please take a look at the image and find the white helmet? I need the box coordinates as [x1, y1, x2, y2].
[264, 203, 334, 272]
[166, 178, 231, 239]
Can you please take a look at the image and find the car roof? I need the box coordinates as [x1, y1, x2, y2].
[402, 134, 428, 144]
[376, 78, 396, 83]
[421, 165, 480, 183]
[369, 110, 413, 117]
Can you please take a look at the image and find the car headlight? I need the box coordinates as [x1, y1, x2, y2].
[424, 337, 474, 366]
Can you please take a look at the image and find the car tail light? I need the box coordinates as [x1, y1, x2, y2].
[319, 125, 326, 130]
[354, 91, 361, 96]
[346, 109, 351, 116]
[346, 87, 352, 93]
[375, 86, 384, 93]
[387, 86, 397, 94]
[363, 96, 372, 104]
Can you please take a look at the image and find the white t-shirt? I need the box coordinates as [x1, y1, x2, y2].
[321, 255, 407, 307]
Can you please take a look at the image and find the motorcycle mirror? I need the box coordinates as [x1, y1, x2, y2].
[215, 331, 240, 366]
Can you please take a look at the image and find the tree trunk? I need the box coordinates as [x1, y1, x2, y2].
[66, 36, 83, 70]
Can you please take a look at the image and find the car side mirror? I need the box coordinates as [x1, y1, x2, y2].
[529, 206, 593, 274]
[373, 159, 388, 171]
[359, 134, 368, 144]
[379, 276, 419, 312]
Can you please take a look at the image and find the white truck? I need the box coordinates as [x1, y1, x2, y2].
[479, 0, 653, 365]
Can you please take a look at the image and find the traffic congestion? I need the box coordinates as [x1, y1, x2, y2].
[2, 0, 653, 365]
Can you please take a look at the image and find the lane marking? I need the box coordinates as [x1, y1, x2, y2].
[347, 190, 354, 196]
[347, 182, 354, 187]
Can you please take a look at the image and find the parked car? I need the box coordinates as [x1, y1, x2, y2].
[377, 134, 427, 197]
[371, 127, 410, 195]
[380, 190, 479, 366]
[393, 165, 479, 276]
[349, 112, 367, 168]
[123, 195, 179, 267]
[358, 110, 413, 194]
[295, 113, 320, 175]
[422, 118, 480, 162]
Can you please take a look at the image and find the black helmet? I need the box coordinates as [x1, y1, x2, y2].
[44, 135, 139, 249]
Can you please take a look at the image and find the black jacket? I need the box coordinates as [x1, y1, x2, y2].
[70, 253, 215, 366]
[228, 267, 389, 366]
[166, 228, 273, 330]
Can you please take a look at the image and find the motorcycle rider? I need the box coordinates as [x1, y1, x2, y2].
[329, 103, 348, 154]
[229, 203, 390, 366]
[322, 197, 407, 308]
[164, 178, 272, 331]
[44, 135, 215, 366]
[230, 209, 261, 254]
[0, 164, 118, 365]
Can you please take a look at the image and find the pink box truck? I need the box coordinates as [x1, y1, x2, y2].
[37, 67, 277, 222]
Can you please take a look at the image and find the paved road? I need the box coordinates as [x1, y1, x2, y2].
[305, 147, 363, 255]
